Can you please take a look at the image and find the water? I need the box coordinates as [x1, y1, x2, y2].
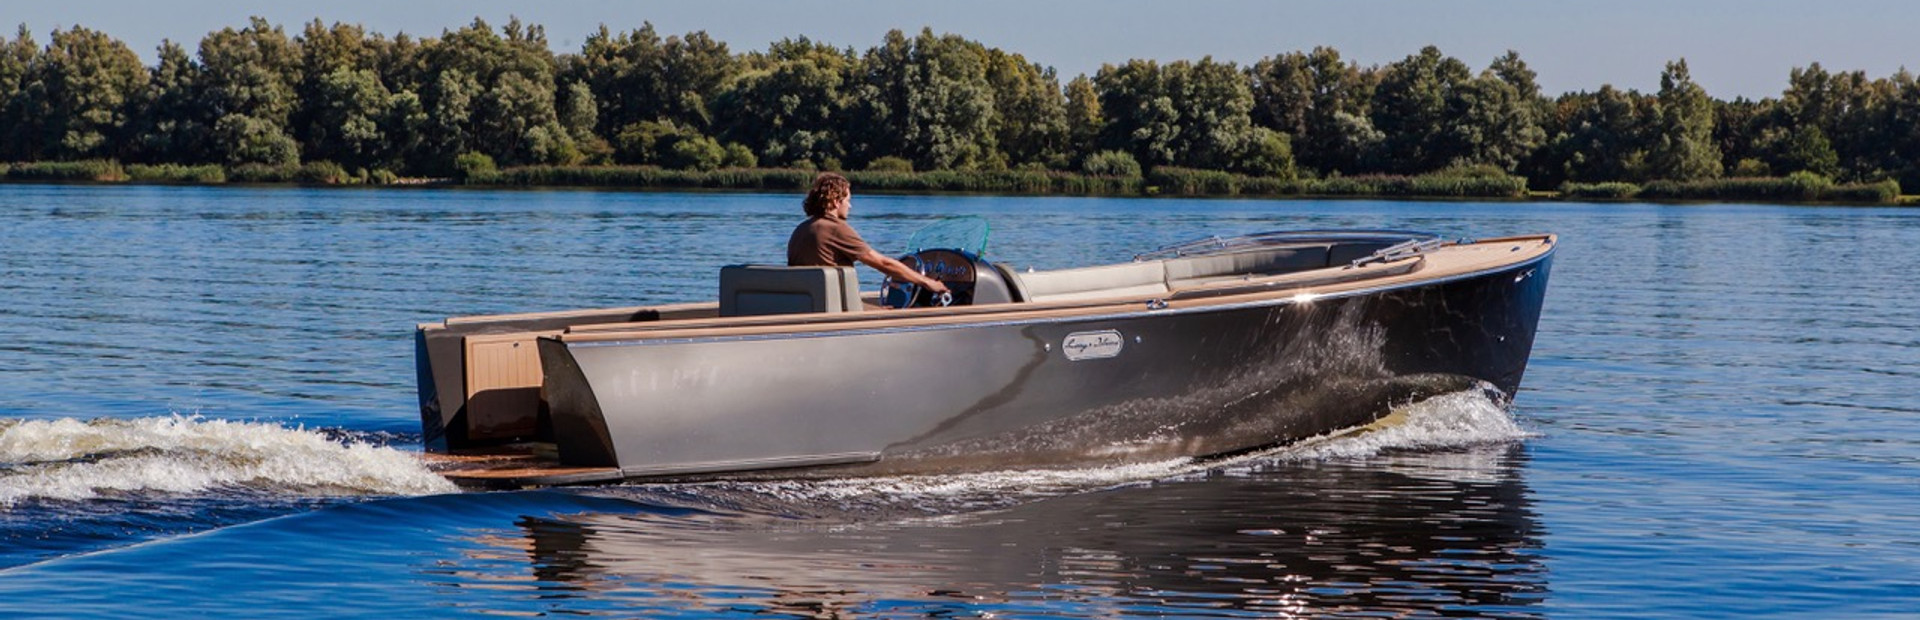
[1, 185, 1917, 617]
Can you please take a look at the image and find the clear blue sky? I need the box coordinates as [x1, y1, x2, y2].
[9, 0, 1918, 99]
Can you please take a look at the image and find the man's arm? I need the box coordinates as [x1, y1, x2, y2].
[856, 248, 950, 294]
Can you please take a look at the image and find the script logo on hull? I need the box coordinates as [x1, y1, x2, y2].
[1062, 330, 1125, 361]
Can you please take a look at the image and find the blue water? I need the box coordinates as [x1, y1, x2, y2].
[1, 185, 1917, 617]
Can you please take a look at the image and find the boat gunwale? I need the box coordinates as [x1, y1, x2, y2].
[562, 234, 1555, 348]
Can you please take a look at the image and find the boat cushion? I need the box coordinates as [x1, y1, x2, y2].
[1163, 245, 1331, 289]
[1008, 260, 1170, 303]
[719, 265, 862, 317]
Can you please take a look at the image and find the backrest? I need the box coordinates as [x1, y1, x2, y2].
[1006, 260, 1170, 303]
[1162, 245, 1331, 288]
[719, 265, 862, 317]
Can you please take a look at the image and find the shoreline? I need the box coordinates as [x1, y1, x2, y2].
[0, 164, 1910, 206]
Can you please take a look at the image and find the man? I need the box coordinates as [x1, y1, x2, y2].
[788, 172, 950, 296]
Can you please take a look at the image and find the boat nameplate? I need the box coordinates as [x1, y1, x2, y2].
[1062, 329, 1125, 361]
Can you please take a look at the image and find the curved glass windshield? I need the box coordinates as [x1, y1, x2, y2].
[905, 216, 990, 256]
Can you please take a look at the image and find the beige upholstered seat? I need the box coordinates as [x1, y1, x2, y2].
[1003, 244, 1343, 302]
[1007, 261, 1170, 303]
[719, 265, 863, 317]
[1162, 245, 1331, 289]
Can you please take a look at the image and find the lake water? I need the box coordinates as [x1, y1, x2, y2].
[1, 185, 1916, 618]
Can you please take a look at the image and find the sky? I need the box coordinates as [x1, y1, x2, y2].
[7, 0, 1920, 100]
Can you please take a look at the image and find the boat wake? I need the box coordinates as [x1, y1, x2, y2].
[1276, 385, 1533, 461]
[604, 386, 1533, 518]
[0, 416, 456, 507]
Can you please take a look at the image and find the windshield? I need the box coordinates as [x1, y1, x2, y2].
[905, 216, 990, 256]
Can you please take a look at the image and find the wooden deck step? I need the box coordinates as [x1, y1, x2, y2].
[421, 446, 624, 488]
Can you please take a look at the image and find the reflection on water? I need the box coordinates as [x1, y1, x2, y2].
[476, 445, 1542, 617]
[6, 186, 1920, 616]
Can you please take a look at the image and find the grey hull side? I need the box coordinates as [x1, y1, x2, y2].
[544, 251, 1552, 479]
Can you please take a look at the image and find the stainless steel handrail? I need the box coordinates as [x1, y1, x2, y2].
[1133, 229, 1438, 261]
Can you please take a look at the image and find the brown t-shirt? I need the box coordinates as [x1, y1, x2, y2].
[787, 216, 872, 267]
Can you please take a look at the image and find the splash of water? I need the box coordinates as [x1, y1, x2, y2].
[0, 416, 457, 506]
[632, 387, 1531, 517]
[1279, 387, 1533, 461]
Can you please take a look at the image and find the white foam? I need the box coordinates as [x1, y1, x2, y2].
[0, 416, 456, 506]
[1278, 388, 1533, 461]
[672, 389, 1531, 514]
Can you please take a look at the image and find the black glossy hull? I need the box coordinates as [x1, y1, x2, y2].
[541, 249, 1552, 479]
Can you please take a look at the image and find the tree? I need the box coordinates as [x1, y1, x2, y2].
[984, 49, 1068, 168]
[414, 18, 570, 170]
[1094, 57, 1265, 172]
[1648, 59, 1721, 180]
[1371, 46, 1474, 173]
[556, 80, 609, 162]
[0, 25, 44, 160]
[1251, 46, 1380, 174]
[1539, 85, 1654, 185]
[1770, 124, 1839, 177]
[565, 23, 733, 136]
[130, 40, 211, 163]
[844, 28, 996, 170]
[213, 112, 298, 166]
[35, 26, 147, 159]
[199, 17, 302, 165]
[1446, 65, 1544, 172]
[712, 37, 852, 167]
[1092, 59, 1179, 167]
[1240, 127, 1296, 178]
[1062, 74, 1102, 165]
[1166, 57, 1257, 171]
[307, 67, 392, 169]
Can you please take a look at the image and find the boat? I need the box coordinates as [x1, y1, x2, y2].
[415, 220, 1554, 487]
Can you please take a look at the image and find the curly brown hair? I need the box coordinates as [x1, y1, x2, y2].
[802, 172, 851, 218]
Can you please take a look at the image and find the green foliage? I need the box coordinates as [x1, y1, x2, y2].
[39, 27, 148, 160]
[1822, 179, 1901, 203]
[3, 159, 125, 181]
[721, 142, 757, 168]
[1093, 57, 1258, 171]
[452, 151, 497, 181]
[1648, 59, 1722, 180]
[485, 165, 814, 189]
[1731, 158, 1771, 177]
[127, 163, 226, 183]
[1631, 172, 1900, 203]
[1237, 127, 1297, 179]
[1770, 124, 1840, 177]
[226, 162, 298, 183]
[294, 160, 350, 184]
[214, 114, 300, 166]
[844, 29, 997, 170]
[472, 165, 1142, 195]
[711, 37, 851, 168]
[3, 18, 1920, 204]
[663, 133, 724, 171]
[1371, 46, 1474, 173]
[846, 169, 1141, 194]
[1148, 167, 1265, 195]
[1080, 150, 1141, 177]
[985, 48, 1068, 167]
[367, 168, 400, 185]
[1559, 182, 1641, 199]
[1303, 172, 1527, 198]
[864, 156, 913, 173]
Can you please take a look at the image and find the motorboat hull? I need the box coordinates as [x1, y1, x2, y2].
[533, 242, 1552, 481]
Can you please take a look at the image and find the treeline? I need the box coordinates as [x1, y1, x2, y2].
[0, 17, 1916, 200]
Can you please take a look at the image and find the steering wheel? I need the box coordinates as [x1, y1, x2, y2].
[881, 256, 952, 309]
